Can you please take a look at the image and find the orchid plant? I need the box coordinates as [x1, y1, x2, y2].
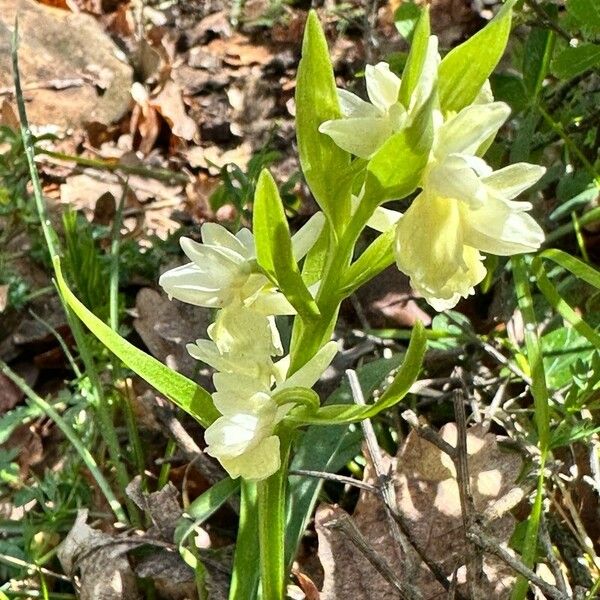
[54, 2, 547, 598]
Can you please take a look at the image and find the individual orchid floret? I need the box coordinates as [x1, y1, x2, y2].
[159, 214, 325, 314]
[394, 101, 545, 311]
[204, 341, 338, 480]
[318, 36, 439, 159]
[187, 304, 281, 385]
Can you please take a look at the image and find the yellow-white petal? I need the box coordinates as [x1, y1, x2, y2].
[365, 62, 401, 113]
[463, 195, 545, 255]
[435, 102, 510, 158]
[482, 163, 545, 200]
[338, 89, 381, 118]
[291, 212, 326, 261]
[218, 435, 281, 480]
[319, 116, 395, 158]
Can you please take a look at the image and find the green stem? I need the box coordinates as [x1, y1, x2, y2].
[0, 360, 128, 524]
[544, 206, 600, 245]
[257, 437, 292, 600]
[230, 482, 260, 600]
[288, 197, 376, 374]
[511, 256, 551, 599]
[40, 149, 189, 184]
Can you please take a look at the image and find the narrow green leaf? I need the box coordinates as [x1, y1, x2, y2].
[522, 27, 555, 101]
[291, 321, 426, 425]
[296, 10, 352, 229]
[438, 0, 515, 112]
[53, 257, 219, 428]
[399, 7, 430, 108]
[254, 170, 321, 320]
[567, 0, 600, 32]
[175, 477, 240, 545]
[551, 43, 600, 80]
[532, 249, 600, 348]
[230, 482, 260, 600]
[342, 227, 396, 295]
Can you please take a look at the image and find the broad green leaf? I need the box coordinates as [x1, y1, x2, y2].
[254, 170, 320, 320]
[290, 321, 426, 425]
[342, 226, 396, 295]
[285, 355, 401, 567]
[438, 0, 515, 112]
[296, 10, 352, 230]
[523, 27, 555, 101]
[567, 0, 600, 32]
[53, 257, 219, 428]
[394, 1, 423, 41]
[302, 218, 331, 287]
[399, 7, 430, 108]
[551, 43, 600, 80]
[362, 92, 433, 204]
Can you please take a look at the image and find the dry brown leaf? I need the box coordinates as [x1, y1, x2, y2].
[58, 509, 141, 600]
[316, 424, 523, 599]
[149, 80, 198, 141]
[133, 287, 212, 380]
[186, 142, 252, 175]
[0, 284, 9, 314]
[206, 34, 273, 67]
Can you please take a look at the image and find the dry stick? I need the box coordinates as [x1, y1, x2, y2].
[289, 469, 378, 493]
[466, 525, 569, 600]
[347, 372, 464, 597]
[401, 409, 457, 458]
[539, 516, 569, 596]
[325, 512, 422, 600]
[453, 390, 486, 600]
[346, 369, 412, 568]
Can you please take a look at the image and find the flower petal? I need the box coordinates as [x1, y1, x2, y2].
[291, 212, 326, 261]
[201, 223, 250, 257]
[319, 116, 394, 158]
[277, 341, 338, 391]
[426, 155, 487, 208]
[435, 102, 510, 157]
[395, 192, 465, 290]
[365, 62, 401, 112]
[338, 89, 381, 118]
[180, 236, 244, 266]
[159, 263, 232, 307]
[463, 195, 545, 255]
[218, 435, 281, 480]
[482, 163, 545, 200]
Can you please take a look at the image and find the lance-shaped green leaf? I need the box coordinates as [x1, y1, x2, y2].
[362, 90, 433, 205]
[342, 226, 396, 295]
[523, 27, 555, 102]
[254, 170, 320, 320]
[296, 10, 352, 230]
[552, 43, 600, 80]
[53, 257, 219, 428]
[399, 7, 431, 108]
[438, 0, 515, 113]
[567, 0, 600, 32]
[288, 321, 426, 425]
[532, 249, 600, 348]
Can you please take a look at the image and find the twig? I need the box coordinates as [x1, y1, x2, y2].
[289, 469, 378, 493]
[540, 516, 569, 596]
[347, 369, 411, 569]
[467, 525, 570, 600]
[401, 409, 456, 457]
[325, 512, 422, 600]
[453, 391, 485, 600]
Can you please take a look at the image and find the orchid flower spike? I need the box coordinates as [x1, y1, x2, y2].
[159, 214, 325, 314]
[394, 101, 545, 310]
[318, 36, 439, 159]
[204, 341, 338, 480]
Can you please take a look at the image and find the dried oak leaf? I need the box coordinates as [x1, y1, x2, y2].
[316, 424, 523, 599]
